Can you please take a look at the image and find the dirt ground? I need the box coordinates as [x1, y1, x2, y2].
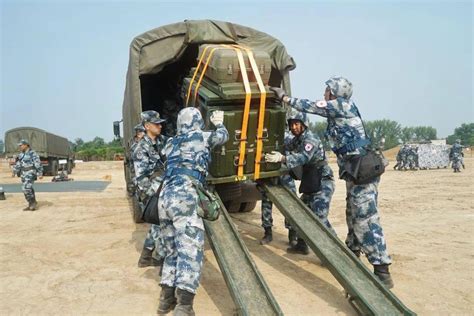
[0, 156, 473, 315]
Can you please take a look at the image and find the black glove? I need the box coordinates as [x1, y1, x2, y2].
[269, 87, 287, 101]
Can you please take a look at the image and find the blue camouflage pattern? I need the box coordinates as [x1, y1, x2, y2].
[284, 128, 335, 234]
[287, 78, 391, 265]
[450, 142, 464, 171]
[132, 133, 167, 252]
[13, 148, 43, 203]
[158, 107, 228, 294]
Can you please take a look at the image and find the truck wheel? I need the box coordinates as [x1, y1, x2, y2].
[239, 201, 257, 213]
[50, 160, 58, 176]
[216, 183, 242, 202]
[132, 196, 144, 223]
[224, 200, 242, 213]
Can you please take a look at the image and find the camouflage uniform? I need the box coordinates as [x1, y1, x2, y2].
[283, 115, 336, 234]
[260, 132, 296, 230]
[286, 77, 391, 267]
[127, 124, 146, 194]
[13, 143, 43, 207]
[158, 107, 228, 294]
[133, 112, 167, 259]
[450, 141, 464, 172]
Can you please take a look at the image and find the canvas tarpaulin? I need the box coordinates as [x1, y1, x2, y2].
[122, 19, 296, 143]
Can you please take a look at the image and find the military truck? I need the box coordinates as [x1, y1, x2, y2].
[4, 127, 75, 175]
[119, 19, 296, 221]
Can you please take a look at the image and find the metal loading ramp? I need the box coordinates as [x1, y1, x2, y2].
[204, 196, 283, 316]
[261, 182, 416, 316]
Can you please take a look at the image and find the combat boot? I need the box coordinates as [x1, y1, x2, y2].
[29, 199, 38, 211]
[157, 285, 177, 314]
[287, 238, 309, 255]
[259, 227, 272, 245]
[174, 288, 195, 316]
[137, 246, 162, 268]
[288, 229, 298, 247]
[23, 204, 31, 211]
[373, 264, 394, 289]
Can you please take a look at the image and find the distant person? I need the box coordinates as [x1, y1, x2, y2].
[12, 139, 43, 211]
[270, 76, 394, 288]
[449, 139, 464, 172]
[133, 111, 167, 268]
[127, 124, 146, 195]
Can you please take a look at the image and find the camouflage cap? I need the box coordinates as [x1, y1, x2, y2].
[134, 123, 145, 132]
[18, 139, 29, 146]
[140, 110, 166, 125]
[287, 110, 309, 128]
[325, 76, 353, 99]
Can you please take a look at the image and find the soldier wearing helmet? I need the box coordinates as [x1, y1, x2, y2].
[270, 76, 394, 288]
[265, 110, 336, 254]
[12, 139, 43, 211]
[450, 139, 465, 172]
[133, 111, 167, 268]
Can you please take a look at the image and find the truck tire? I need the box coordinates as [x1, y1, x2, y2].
[215, 183, 242, 202]
[239, 201, 257, 213]
[132, 195, 144, 223]
[50, 160, 58, 176]
[224, 200, 242, 213]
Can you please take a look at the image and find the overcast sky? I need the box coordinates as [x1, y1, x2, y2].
[1, 0, 472, 142]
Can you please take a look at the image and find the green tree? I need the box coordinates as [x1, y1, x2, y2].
[307, 121, 330, 150]
[364, 119, 401, 150]
[400, 127, 415, 143]
[413, 126, 437, 141]
[447, 123, 474, 145]
[0, 139, 4, 153]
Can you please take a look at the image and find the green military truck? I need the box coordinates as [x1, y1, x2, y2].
[4, 127, 75, 176]
[119, 19, 296, 221]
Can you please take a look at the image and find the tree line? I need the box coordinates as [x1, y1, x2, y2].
[70, 137, 124, 161]
[308, 121, 473, 151]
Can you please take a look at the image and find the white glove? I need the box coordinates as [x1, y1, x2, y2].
[210, 110, 224, 126]
[265, 151, 284, 163]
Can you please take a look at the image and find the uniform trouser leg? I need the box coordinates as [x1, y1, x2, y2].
[345, 177, 391, 265]
[301, 178, 336, 235]
[159, 185, 204, 294]
[260, 192, 273, 229]
[144, 224, 160, 251]
[21, 176, 36, 203]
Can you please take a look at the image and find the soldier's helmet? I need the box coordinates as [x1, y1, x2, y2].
[177, 107, 204, 134]
[134, 123, 145, 133]
[325, 76, 353, 99]
[287, 110, 309, 129]
[18, 139, 29, 146]
[455, 139, 461, 144]
[140, 110, 166, 125]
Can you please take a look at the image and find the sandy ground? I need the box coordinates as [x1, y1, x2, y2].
[0, 157, 473, 315]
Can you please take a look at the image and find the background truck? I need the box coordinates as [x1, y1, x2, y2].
[118, 19, 296, 221]
[4, 127, 75, 176]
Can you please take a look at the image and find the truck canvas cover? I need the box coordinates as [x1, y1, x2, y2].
[5, 127, 71, 158]
[122, 19, 296, 143]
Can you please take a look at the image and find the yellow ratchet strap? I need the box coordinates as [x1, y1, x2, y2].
[185, 45, 211, 106]
[235, 45, 267, 180]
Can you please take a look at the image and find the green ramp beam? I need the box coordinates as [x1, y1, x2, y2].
[204, 194, 283, 316]
[262, 182, 416, 316]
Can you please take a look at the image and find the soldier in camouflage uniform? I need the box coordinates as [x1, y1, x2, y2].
[271, 76, 394, 288]
[133, 111, 167, 268]
[265, 111, 336, 254]
[127, 124, 145, 195]
[12, 140, 43, 211]
[157, 108, 228, 315]
[450, 139, 464, 172]
[259, 130, 297, 246]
